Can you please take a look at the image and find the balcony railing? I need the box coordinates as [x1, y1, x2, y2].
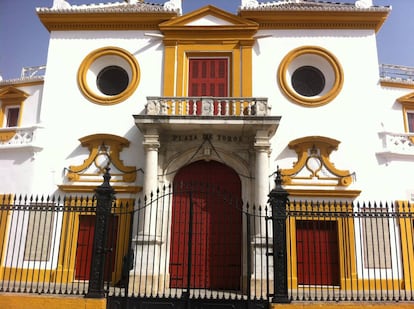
[0, 126, 42, 150]
[21, 65, 46, 79]
[377, 131, 414, 159]
[380, 64, 414, 82]
[145, 96, 270, 116]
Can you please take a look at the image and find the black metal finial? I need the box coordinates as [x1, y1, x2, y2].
[275, 166, 283, 188]
[95, 165, 114, 196]
[102, 165, 111, 185]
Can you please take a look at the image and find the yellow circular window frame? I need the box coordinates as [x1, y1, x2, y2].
[78, 47, 140, 105]
[278, 46, 344, 107]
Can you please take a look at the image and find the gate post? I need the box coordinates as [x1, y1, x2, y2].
[85, 167, 115, 298]
[268, 168, 290, 303]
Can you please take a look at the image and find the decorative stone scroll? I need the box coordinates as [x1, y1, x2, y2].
[282, 136, 353, 187]
[67, 134, 137, 183]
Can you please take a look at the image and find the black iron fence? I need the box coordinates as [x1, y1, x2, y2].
[0, 177, 414, 304]
[0, 194, 97, 295]
[108, 182, 271, 309]
[286, 200, 414, 302]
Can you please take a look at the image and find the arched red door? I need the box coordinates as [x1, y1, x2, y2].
[169, 160, 242, 290]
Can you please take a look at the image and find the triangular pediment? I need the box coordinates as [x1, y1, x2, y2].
[0, 86, 29, 100]
[160, 5, 258, 29]
[398, 92, 414, 105]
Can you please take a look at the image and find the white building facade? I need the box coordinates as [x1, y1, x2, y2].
[1, 0, 414, 302]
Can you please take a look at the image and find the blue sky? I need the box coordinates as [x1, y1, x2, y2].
[0, 0, 412, 80]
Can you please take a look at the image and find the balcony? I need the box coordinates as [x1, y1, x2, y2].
[145, 96, 270, 116]
[0, 126, 42, 151]
[377, 131, 414, 160]
[135, 96, 279, 136]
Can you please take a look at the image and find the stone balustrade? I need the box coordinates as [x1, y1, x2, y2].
[377, 131, 414, 158]
[145, 96, 270, 116]
[0, 126, 41, 149]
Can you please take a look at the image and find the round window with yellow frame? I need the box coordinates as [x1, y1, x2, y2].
[278, 46, 344, 107]
[78, 47, 140, 105]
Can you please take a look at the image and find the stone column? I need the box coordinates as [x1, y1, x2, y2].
[143, 129, 160, 196]
[254, 130, 271, 209]
[251, 130, 271, 287]
[131, 128, 163, 295]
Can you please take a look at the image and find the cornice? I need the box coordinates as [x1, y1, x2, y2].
[37, 11, 177, 32]
[238, 10, 389, 32]
[0, 77, 44, 87]
[58, 184, 142, 194]
[380, 80, 414, 90]
[286, 188, 361, 198]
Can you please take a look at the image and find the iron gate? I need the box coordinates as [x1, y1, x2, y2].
[107, 183, 272, 309]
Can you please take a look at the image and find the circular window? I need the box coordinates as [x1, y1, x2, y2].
[97, 66, 129, 95]
[278, 46, 343, 107]
[291, 66, 325, 97]
[78, 47, 140, 105]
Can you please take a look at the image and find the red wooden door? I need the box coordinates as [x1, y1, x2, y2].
[170, 160, 242, 290]
[75, 215, 95, 280]
[75, 215, 118, 281]
[296, 220, 340, 286]
[188, 58, 228, 115]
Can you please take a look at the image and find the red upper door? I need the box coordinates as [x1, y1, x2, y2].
[188, 58, 228, 97]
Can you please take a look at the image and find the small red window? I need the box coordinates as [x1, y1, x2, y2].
[6, 107, 20, 127]
[407, 112, 414, 133]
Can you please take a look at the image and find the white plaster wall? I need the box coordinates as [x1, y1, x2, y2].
[6, 27, 414, 201]
[32, 30, 163, 193]
[252, 29, 414, 201]
[20, 84, 43, 125]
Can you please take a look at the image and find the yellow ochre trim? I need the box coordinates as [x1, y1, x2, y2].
[381, 80, 414, 90]
[287, 188, 361, 198]
[54, 198, 134, 285]
[397, 92, 414, 135]
[278, 46, 344, 107]
[160, 5, 259, 40]
[270, 302, 413, 309]
[282, 136, 353, 187]
[0, 86, 29, 127]
[0, 130, 17, 143]
[0, 195, 12, 274]
[239, 9, 389, 33]
[160, 6, 257, 100]
[59, 184, 142, 194]
[38, 11, 177, 32]
[287, 201, 358, 293]
[0, 294, 105, 309]
[165, 44, 250, 98]
[78, 47, 140, 105]
[0, 87, 28, 141]
[67, 133, 138, 183]
[396, 200, 414, 291]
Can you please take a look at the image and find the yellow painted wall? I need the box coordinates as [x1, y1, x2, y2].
[0, 294, 105, 309]
[271, 303, 414, 309]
